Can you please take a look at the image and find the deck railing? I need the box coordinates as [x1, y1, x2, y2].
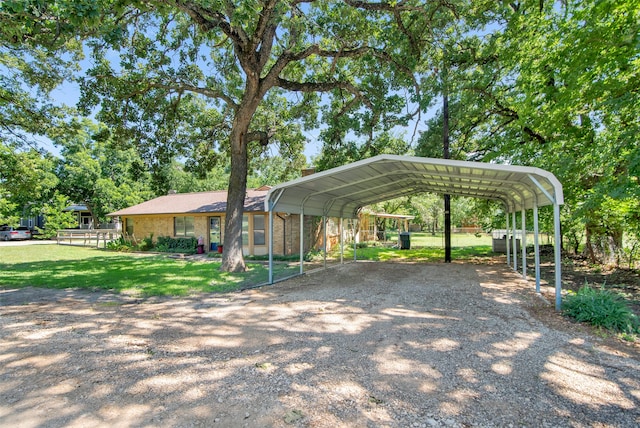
[56, 229, 122, 248]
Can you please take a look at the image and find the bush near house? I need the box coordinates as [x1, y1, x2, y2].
[106, 235, 197, 254]
[155, 236, 197, 254]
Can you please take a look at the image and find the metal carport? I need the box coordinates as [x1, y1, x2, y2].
[265, 155, 564, 309]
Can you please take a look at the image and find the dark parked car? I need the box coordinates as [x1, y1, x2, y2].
[0, 226, 32, 241]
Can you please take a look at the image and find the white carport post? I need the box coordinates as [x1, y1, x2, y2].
[521, 207, 527, 280]
[268, 209, 274, 284]
[353, 219, 358, 261]
[532, 196, 541, 293]
[529, 174, 563, 310]
[267, 188, 285, 285]
[553, 202, 562, 310]
[512, 211, 517, 271]
[323, 216, 327, 268]
[505, 207, 511, 266]
[299, 207, 305, 275]
[339, 218, 344, 264]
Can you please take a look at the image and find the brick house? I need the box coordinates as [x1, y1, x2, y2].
[108, 187, 311, 256]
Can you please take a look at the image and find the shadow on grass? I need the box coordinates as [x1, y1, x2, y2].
[1, 255, 299, 296]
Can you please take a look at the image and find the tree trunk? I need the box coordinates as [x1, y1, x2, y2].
[220, 107, 254, 272]
[607, 228, 624, 266]
[584, 223, 624, 267]
[584, 224, 598, 264]
[84, 202, 99, 230]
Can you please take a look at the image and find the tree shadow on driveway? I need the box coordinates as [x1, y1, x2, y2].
[1, 262, 639, 427]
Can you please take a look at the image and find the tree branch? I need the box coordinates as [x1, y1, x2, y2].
[167, 0, 249, 47]
[125, 80, 239, 110]
[243, 130, 275, 146]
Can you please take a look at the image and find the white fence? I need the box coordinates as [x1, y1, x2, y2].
[56, 229, 122, 248]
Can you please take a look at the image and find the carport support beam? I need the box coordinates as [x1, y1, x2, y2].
[339, 217, 344, 264]
[323, 216, 327, 269]
[505, 209, 511, 266]
[553, 202, 562, 310]
[512, 211, 517, 271]
[354, 219, 357, 261]
[533, 201, 541, 293]
[521, 207, 527, 280]
[300, 208, 305, 275]
[268, 209, 274, 284]
[528, 174, 563, 310]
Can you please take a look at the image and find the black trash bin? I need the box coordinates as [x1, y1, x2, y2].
[399, 232, 410, 250]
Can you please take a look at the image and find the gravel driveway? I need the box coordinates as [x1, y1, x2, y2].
[1, 261, 639, 427]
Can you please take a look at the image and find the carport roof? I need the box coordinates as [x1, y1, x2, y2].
[265, 155, 563, 218]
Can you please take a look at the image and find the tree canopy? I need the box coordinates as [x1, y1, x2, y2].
[1, 0, 442, 271]
[1, 0, 638, 268]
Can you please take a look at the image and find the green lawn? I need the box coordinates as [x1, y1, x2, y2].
[0, 245, 297, 296]
[0, 235, 496, 297]
[384, 231, 493, 248]
[327, 232, 494, 262]
[332, 245, 494, 262]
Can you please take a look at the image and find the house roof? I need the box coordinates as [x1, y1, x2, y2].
[63, 204, 89, 212]
[108, 189, 269, 217]
[266, 154, 564, 218]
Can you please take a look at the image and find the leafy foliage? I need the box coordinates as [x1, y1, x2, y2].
[155, 236, 197, 254]
[413, 0, 640, 265]
[0, 0, 432, 272]
[39, 193, 77, 238]
[54, 119, 155, 224]
[563, 285, 640, 336]
[105, 236, 135, 252]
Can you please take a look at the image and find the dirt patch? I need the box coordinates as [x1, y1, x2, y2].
[1, 261, 639, 427]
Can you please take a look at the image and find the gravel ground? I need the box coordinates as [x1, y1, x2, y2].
[1, 261, 639, 427]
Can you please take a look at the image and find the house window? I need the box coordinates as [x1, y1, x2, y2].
[253, 214, 265, 245]
[240, 214, 266, 246]
[174, 216, 195, 237]
[242, 215, 249, 245]
[126, 218, 134, 236]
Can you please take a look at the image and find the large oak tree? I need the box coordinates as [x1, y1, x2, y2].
[1, 0, 433, 271]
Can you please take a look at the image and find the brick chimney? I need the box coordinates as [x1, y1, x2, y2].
[301, 168, 316, 177]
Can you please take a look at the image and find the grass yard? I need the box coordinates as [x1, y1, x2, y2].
[384, 231, 493, 248]
[333, 244, 494, 262]
[0, 235, 496, 297]
[0, 245, 297, 296]
[324, 232, 494, 262]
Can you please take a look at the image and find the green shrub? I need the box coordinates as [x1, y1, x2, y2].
[106, 236, 135, 252]
[563, 285, 640, 336]
[136, 234, 155, 251]
[155, 236, 197, 254]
